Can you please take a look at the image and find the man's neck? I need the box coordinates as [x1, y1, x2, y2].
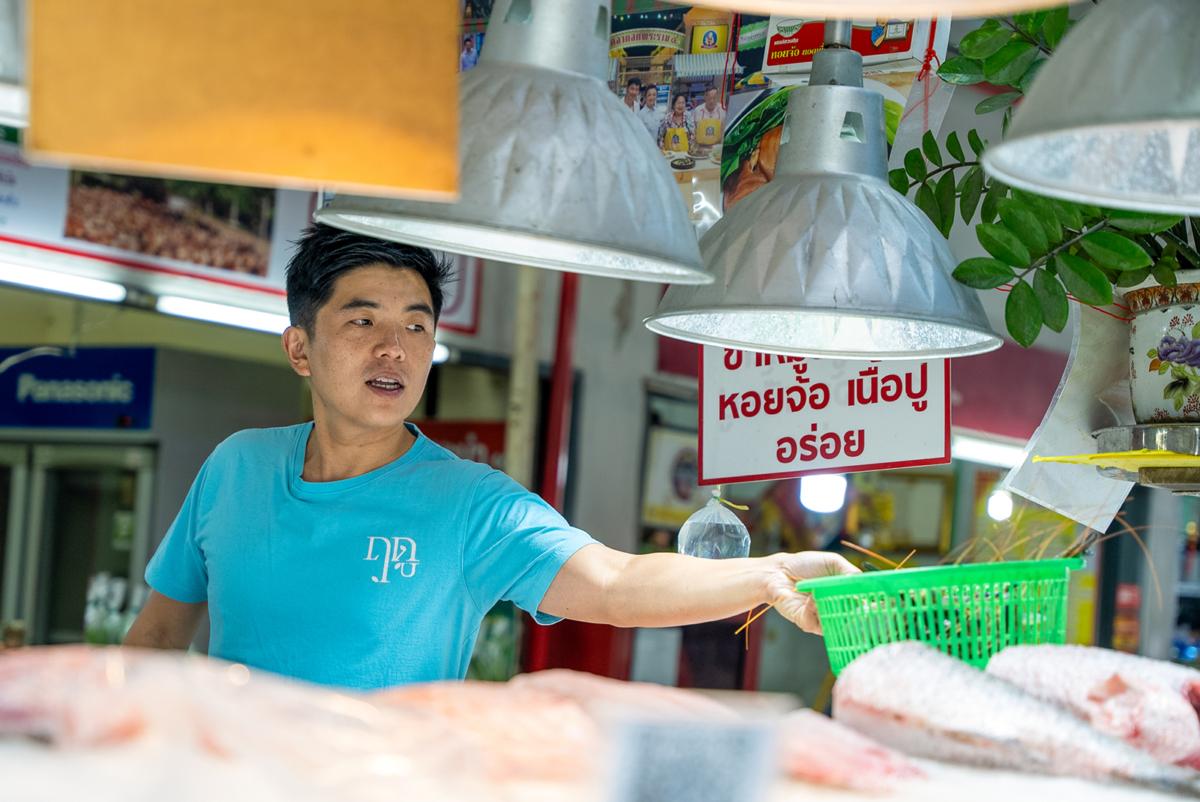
[302, 418, 415, 482]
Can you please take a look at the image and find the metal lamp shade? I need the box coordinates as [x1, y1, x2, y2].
[646, 75, 1000, 360]
[662, 0, 1074, 17]
[315, 0, 708, 285]
[646, 173, 1001, 359]
[983, 0, 1200, 215]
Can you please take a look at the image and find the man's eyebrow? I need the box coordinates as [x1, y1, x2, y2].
[339, 298, 380, 311]
[406, 302, 435, 317]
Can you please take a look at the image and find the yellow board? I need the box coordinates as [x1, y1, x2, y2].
[1033, 449, 1200, 470]
[690, 23, 729, 53]
[27, 0, 458, 199]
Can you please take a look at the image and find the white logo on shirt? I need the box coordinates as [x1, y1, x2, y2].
[364, 536, 419, 583]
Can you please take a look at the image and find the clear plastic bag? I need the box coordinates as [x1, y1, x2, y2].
[677, 493, 750, 560]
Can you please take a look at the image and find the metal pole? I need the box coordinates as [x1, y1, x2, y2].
[824, 19, 853, 48]
[540, 272, 579, 511]
[504, 266, 540, 490]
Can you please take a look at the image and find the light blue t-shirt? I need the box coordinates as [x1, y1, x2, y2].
[145, 422, 596, 690]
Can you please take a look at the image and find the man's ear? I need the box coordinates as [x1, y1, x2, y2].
[282, 326, 312, 377]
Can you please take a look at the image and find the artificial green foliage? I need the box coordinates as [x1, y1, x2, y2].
[886, 5, 1200, 347]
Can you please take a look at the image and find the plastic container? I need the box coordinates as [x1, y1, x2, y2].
[795, 558, 1084, 675]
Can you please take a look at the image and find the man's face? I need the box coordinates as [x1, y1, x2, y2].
[626, 83, 640, 102]
[705, 89, 718, 109]
[465, 38, 474, 52]
[284, 264, 436, 434]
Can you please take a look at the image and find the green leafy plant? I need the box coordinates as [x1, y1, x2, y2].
[892, 7, 1200, 347]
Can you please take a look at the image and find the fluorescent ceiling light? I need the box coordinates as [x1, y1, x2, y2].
[156, 295, 290, 334]
[951, 433, 1025, 469]
[984, 0, 1200, 215]
[0, 262, 126, 302]
[800, 474, 847, 514]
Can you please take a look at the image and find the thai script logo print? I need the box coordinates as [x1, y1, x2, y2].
[364, 536, 419, 583]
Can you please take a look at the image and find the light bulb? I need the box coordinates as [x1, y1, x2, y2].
[800, 474, 847, 514]
[987, 490, 1014, 522]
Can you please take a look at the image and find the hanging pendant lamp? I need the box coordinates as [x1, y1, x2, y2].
[983, 0, 1200, 215]
[661, 0, 1072, 17]
[645, 22, 1001, 360]
[315, 0, 709, 285]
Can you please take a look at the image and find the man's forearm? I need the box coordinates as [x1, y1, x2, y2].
[121, 592, 205, 650]
[599, 551, 781, 628]
[123, 620, 192, 650]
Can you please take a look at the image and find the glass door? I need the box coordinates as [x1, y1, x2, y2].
[0, 443, 28, 633]
[22, 445, 155, 645]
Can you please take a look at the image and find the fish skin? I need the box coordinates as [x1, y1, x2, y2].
[833, 642, 1200, 798]
[373, 680, 599, 783]
[987, 645, 1200, 768]
[510, 668, 738, 720]
[777, 708, 925, 791]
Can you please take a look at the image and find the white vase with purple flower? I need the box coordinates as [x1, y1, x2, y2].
[1128, 278, 1200, 422]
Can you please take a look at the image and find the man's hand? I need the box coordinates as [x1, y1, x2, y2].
[765, 552, 859, 635]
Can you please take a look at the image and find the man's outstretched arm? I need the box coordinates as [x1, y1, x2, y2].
[538, 544, 856, 634]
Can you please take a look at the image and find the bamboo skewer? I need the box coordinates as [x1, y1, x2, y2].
[735, 601, 778, 636]
[840, 539, 899, 568]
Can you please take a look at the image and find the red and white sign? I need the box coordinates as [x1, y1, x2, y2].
[438, 255, 482, 335]
[415, 420, 505, 469]
[699, 347, 950, 485]
[762, 18, 943, 77]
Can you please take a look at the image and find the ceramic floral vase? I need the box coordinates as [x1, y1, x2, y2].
[1128, 282, 1200, 423]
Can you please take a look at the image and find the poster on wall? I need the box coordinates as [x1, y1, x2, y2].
[720, 79, 907, 212]
[0, 125, 311, 302]
[719, 18, 945, 214]
[459, 0, 489, 72]
[609, 7, 767, 231]
[640, 425, 710, 531]
[439, 255, 482, 336]
[762, 18, 925, 75]
[699, 346, 950, 484]
[417, 420, 504, 469]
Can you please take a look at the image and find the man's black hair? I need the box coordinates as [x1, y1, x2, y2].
[626, 76, 643, 89]
[285, 223, 454, 334]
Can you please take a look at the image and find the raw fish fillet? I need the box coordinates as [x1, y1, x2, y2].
[834, 642, 1200, 797]
[0, 646, 473, 801]
[778, 708, 925, 791]
[988, 644, 1200, 768]
[513, 670, 919, 790]
[373, 680, 598, 782]
[510, 668, 737, 719]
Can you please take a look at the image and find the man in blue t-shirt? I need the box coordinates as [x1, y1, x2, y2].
[125, 224, 856, 690]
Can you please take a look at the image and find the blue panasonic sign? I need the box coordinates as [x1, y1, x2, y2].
[0, 347, 155, 429]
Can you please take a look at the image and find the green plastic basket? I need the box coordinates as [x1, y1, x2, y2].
[795, 558, 1083, 675]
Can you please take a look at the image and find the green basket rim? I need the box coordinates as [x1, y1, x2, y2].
[795, 557, 1085, 595]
